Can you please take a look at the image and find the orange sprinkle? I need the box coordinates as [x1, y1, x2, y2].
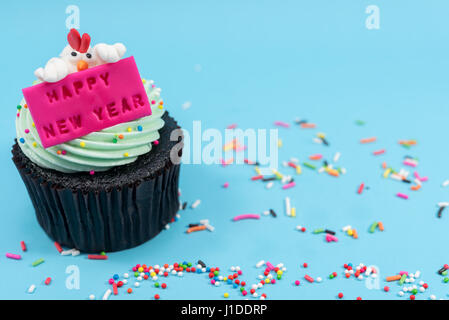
[119, 134, 124, 139]
[57, 150, 62, 155]
[327, 169, 340, 177]
[186, 225, 207, 234]
[309, 154, 322, 161]
[386, 275, 401, 282]
[300, 123, 316, 129]
[352, 229, 358, 239]
[360, 137, 377, 144]
[382, 162, 387, 169]
[378, 222, 384, 231]
[411, 184, 421, 191]
[399, 140, 417, 145]
[24, 104, 28, 109]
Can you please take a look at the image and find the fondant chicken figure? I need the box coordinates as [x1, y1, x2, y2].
[34, 29, 126, 83]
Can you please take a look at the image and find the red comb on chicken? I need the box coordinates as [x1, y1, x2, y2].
[34, 29, 126, 83]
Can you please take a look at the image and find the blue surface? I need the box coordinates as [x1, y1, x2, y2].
[1, 0, 449, 300]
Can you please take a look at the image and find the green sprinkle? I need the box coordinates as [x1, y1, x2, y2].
[369, 222, 378, 233]
[100, 251, 106, 256]
[399, 274, 407, 285]
[155, 282, 160, 288]
[444, 277, 449, 283]
[17, 105, 22, 110]
[32, 258, 45, 267]
[412, 288, 418, 294]
[313, 228, 325, 234]
[303, 162, 316, 170]
[442, 270, 448, 276]
[134, 272, 139, 277]
[355, 120, 365, 126]
[329, 274, 334, 279]
[112, 138, 118, 143]
[277, 274, 281, 280]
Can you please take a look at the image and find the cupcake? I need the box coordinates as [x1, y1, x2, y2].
[12, 29, 182, 252]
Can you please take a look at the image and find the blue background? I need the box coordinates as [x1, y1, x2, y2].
[0, 0, 448, 300]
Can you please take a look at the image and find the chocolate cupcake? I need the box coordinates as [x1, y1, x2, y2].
[11, 30, 182, 252]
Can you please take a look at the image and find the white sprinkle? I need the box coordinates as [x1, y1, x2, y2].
[316, 277, 322, 283]
[438, 202, 449, 208]
[285, 197, 291, 216]
[318, 167, 325, 174]
[313, 138, 323, 144]
[164, 224, 170, 230]
[443, 180, 449, 187]
[27, 284, 36, 294]
[123, 273, 129, 279]
[102, 289, 112, 300]
[266, 182, 274, 189]
[290, 158, 299, 164]
[342, 225, 352, 232]
[200, 219, 209, 225]
[333, 152, 341, 163]
[89, 294, 95, 300]
[134, 282, 140, 288]
[256, 260, 265, 268]
[341, 168, 347, 174]
[71, 249, 80, 256]
[182, 101, 192, 110]
[191, 199, 201, 209]
[61, 249, 76, 256]
[398, 291, 404, 297]
[263, 210, 270, 216]
[430, 294, 436, 300]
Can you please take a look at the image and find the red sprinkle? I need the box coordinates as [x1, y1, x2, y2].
[357, 183, 365, 194]
[54, 242, 63, 253]
[88, 254, 108, 260]
[44, 277, 52, 285]
[20, 241, 27, 252]
[304, 275, 314, 283]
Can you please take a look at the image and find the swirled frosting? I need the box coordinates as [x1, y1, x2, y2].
[15, 79, 165, 173]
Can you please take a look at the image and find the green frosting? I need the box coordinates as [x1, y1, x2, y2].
[15, 79, 165, 173]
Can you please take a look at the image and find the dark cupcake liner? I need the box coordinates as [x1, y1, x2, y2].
[12, 113, 182, 253]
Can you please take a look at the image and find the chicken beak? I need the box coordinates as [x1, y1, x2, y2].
[77, 60, 89, 71]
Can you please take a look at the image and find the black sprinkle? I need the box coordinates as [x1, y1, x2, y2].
[438, 266, 447, 274]
[188, 223, 200, 228]
[402, 179, 412, 184]
[198, 260, 206, 268]
[182, 202, 187, 210]
[295, 120, 308, 125]
[262, 176, 277, 182]
[323, 160, 329, 167]
[437, 206, 446, 218]
[269, 209, 277, 217]
[321, 138, 329, 146]
[325, 229, 336, 235]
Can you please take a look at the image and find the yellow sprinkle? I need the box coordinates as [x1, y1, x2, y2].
[80, 142, 86, 148]
[291, 207, 296, 217]
[158, 105, 163, 110]
[277, 139, 282, 148]
[142, 79, 146, 84]
[383, 168, 392, 178]
[295, 165, 302, 175]
[127, 127, 132, 132]
[255, 166, 261, 175]
[224, 292, 229, 298]
[32, 142, 37, 148]
[265, 278, 270, 284]
[32, 122, 35, 127]
[317, 132, 326, 139]
[272, 169, 283, 179]
[124, 153, 129, 157]
[347, 229, 353, 236]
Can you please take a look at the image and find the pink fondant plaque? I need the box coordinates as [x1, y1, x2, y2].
[22, 56, 151, 148]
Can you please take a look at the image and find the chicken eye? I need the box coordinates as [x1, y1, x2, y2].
[71, 52, 77, 57]
[86, 53, 92, 59]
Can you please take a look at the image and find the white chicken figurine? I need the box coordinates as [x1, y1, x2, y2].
[34, 29, 126, 83]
